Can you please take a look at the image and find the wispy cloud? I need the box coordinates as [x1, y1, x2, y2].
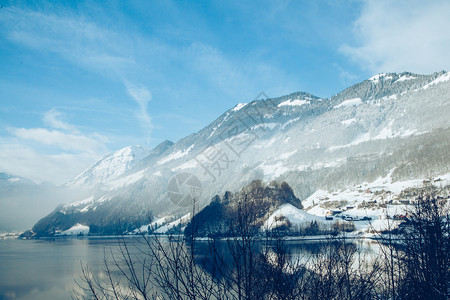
[333, 63, 358, 86]
[0, 4, 298, 110]
[43, 109, 78, 133]
[0, 5, 154, 136]
[10, 127, 106, 155]
[340, 0, 450, 74]
[0, 6, 134, 78]
[125, 82, 153, 133]
[0, 142, 98, 184]
[181, 42, 297, 101]
[0, 2, 305, 184]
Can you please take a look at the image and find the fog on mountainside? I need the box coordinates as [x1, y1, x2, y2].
[0, 173, 87, 232]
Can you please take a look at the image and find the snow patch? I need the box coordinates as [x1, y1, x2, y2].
[253, 136, 279, 149]
[296, 159, 345, 172]
[97, 195, 109, 203]
[7, 177, 20, 183]
[208, 113, 230, 139]
[423, 72, 450, 89]
[369, 73, 392, 83]
[281, 117, 301, 129]
[341, 118, 356, 126]
[133, 216, 172, 233]
[259, 162, 289, 178]
[329, 121, 422, 152]
[158, 145, 194, 165]
[373, 120, 394, 140]
[65, 196, 94, 208]
[396, 75, 416, 82]
[232, 103, 247, 111]
[278, 99, 309, 107]
[251, 123, 278, 130]
[69, 145, 148, 187]
[61, 224, 89, 235]
[172, 159, 198, 171]
[264, 204, 324, 230]
[400, 128, 417, 137]
[279, 150, 297, 160]
[328, 132, 371, 151]
[155, 213, 191, 233]
[105, 168, 147, 190]
[335, 98, 362, 108]
[379, 94, 398, 101]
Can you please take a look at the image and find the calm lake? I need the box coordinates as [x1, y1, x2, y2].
[0, 237, 378, 300]
[0, 238, 125, 300]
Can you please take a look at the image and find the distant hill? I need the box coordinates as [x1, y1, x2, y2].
[184, 180, 301, 238]
[0, 173, 73, 232]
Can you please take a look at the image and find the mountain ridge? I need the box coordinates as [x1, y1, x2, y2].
[28, 70, 450, 236]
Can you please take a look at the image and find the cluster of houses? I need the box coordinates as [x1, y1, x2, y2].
[321, 177, 449, 222]
[324, 209, 372, 222]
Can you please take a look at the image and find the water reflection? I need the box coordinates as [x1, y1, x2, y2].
[192, 238, 379, 276]
[0, 237, 381, 299]
[0, 238, 122, 300]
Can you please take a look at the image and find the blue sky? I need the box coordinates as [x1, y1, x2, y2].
[1, 0, 449, 184]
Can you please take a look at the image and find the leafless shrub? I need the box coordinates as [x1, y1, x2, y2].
[75, 188, 448, 299]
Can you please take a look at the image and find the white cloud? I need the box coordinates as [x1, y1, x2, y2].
[340, 0, 450, 74]
[10, 127, 106, 155]
[43, 109, 78, 133]
[0, 5, 296, 110]
[11, 109, 108, 155]
[185, 43, 244, 93]
[333, 63, 358, 85]
[1, 6, 134, 78]
[0, 109, 109, 184]
[1, 6, 156, 134]
[183, 42, 296, 100]
[0, 4, 302, 187]
[0, 143, 97, 184]
[125, 82, 153, 133]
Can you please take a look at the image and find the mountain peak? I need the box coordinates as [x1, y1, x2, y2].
[331, 70, 449, 104]
[0, 172, 35, 186]
[113, 145, 147, 159]
[36, 70, 449, 237]
[154, 140, 174, 150]
[67, 145, 150, 188]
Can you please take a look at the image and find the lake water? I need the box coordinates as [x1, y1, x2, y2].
[0, 237, 379, 300]
[0, 238, 125, 300]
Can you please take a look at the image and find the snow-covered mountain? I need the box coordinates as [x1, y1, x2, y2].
[31, 71, 450, 236]
[0, 172, 35, 188]
[68, 145, 150, 188]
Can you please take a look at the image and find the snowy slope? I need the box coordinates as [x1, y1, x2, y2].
[60, 223, 89, 235]
[32, 71, 450, 236]
[303, 172, 450, 234]
[68, 145, 149, 188]
[264, 204, 324, 230]
[66, 146, 148, 188]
